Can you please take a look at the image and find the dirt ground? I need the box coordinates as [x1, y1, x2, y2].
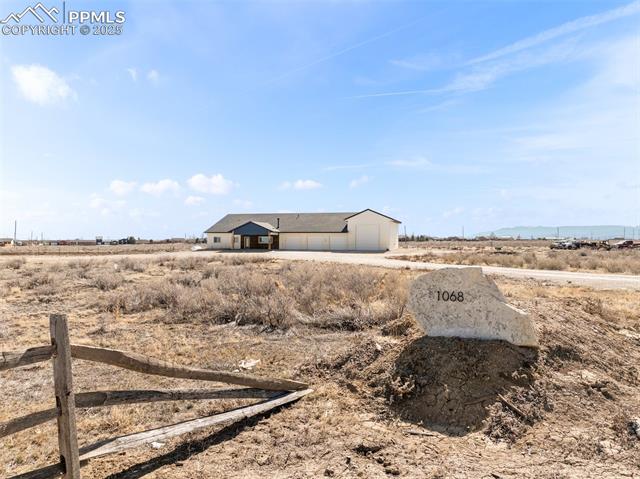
[0, 255, 639, 478]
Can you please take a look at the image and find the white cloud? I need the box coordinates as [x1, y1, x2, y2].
[184, 195, 205, 206]
[109, 180, 137, 196]
[140, 179, 180, 196]
[349, 175, 371, 188]
[187, 174, 234, 195]
[126, 68, 138, 82]
[280, 179, 323, 190]
[11, 64, 76, 105]
[147, 69, 160, 83]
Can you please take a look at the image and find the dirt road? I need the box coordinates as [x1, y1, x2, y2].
[246, 250, 640, 290]
[19, 249, 640, 290]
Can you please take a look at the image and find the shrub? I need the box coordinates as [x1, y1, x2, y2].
[3, 258, 25, 270]
[90, 272, 123, 291]
[23, 272, 53, 289]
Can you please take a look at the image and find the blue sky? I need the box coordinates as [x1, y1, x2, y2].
[0, 0, 639, 239]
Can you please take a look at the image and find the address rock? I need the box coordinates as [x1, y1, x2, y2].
[408, 267, 539, 347]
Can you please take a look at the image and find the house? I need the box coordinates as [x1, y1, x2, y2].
[204, 209, 401, 251]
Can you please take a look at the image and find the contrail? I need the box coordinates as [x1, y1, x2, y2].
[271, 16, 426, 82]
[468, 0, 640, 65]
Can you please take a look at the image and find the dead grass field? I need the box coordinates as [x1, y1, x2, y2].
[0, 243, 192, 256]
[396, 240, 640, 275]
[1, 255, 639, 478]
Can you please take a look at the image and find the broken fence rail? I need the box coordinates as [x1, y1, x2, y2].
[1, 314, 311, 479]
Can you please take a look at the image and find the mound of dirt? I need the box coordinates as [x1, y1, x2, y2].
[314, 335, 547, 438]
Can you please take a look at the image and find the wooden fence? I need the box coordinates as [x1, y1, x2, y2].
[0, 314, 311, 478]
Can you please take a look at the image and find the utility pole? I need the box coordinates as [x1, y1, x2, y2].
[462, 226, 465, 239]
[13, 220, 17, 243]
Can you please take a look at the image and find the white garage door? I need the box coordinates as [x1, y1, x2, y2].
[283, 236, 305, 250]
[308, 236, 329, 250]
[330, 235, 348, 251]
[356, 224, 379, 250]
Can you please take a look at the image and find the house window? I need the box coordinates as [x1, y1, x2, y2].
[213, 237, 221, 243]
[258, 236, 270, 244]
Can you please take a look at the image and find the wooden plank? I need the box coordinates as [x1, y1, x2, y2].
[0, 345, 54, 371]
[76, 388, 280, 407]
[50, 315, 81, 479]
[70, 344, 307, 391]
[0, 388, 279, 439]
[8, 388, 312, 479]
[79, 388, 312, 460]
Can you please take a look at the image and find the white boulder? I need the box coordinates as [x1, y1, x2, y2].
[408, 267, 539, 347]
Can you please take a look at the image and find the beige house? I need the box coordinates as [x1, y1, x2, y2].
[204, 209, 400, 251]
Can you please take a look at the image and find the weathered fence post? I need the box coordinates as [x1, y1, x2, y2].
[50, 314, 81, 479]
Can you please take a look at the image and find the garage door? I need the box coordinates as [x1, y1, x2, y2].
[283, 236, 305, 250]
[355, 224, 379, 250]
[308, 236, 329, 250]
[330, 235, 348, 251]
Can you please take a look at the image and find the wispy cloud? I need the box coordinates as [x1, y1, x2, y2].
[184, 195, 205, 206]
[109, 180, 137, 196]
[89, 194, 125, 216]
[11, 64, 76, 105]
[140, 179, 180, 196]
[442, 206, 464, 219]
[388, 157, 485, 174]
[273, 17, 425, 81]
[468, 1, 640, 65]
[126, 68, 138, 82]
[349, 175, 371, 188]
[388, 157, 433, 168]
[279, 179, 323, 190]
[233, 199, 253, 209]
[354, 2, 640, 100]
[389, 52, 445, 71]
[324, 163, 374, 171]
[147, 69, 160, 84]
[354, 36, 581, 99]
[187, 174, 234, 195]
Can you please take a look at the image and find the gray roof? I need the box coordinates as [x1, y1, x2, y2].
[205, 209, 400, 234]
[248, 221, 278, 232]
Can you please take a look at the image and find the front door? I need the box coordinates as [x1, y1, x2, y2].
[244, 236, 251, 249]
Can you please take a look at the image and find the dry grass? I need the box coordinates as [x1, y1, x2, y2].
[0, 243, 192, 256]
[97, 258, 407, 329]
[396, 246, 640, 274]
[1, 255, 638, 478]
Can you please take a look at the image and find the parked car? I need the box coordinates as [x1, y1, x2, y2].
[550, 240, 579, 250]
[613, 240, 635, 249]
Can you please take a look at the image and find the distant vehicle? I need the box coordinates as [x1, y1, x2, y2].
[613, 240, 635, 249]
[550, 240, 579, 250]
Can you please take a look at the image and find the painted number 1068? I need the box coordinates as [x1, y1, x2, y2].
[437, 291, 464, 302]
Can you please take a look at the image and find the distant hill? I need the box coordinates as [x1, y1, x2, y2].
[476, 225, 638, 240]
